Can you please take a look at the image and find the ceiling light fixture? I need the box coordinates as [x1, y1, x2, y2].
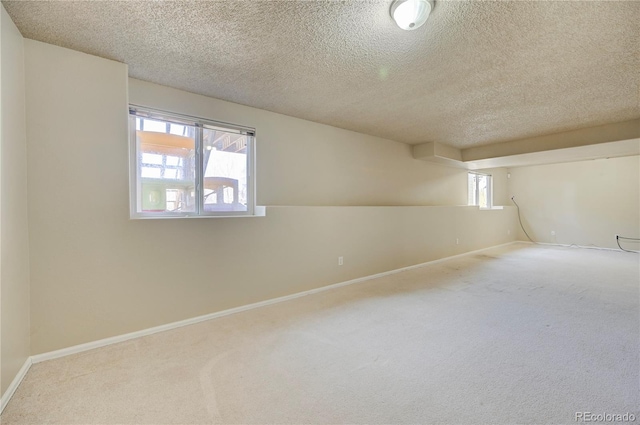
[390, 0, 434, 31]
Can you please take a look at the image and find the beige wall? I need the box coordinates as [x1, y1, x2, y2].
[490, 167, 510, 207]
[1, 6, 30, 395]
[25, 40, 516, 355]
[508, 155, 640, 248]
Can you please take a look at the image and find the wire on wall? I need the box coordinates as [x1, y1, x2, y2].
[616, 235, 640, 253]
[511, 196, 536, 244]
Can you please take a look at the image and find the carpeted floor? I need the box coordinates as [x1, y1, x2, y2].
[2, 243, 639, 424]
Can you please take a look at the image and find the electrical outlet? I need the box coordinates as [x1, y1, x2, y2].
[338, 256, 344, 266]
[456, 238, 459, 245]
[551, 230, 556, 236]
[507, 229, 511, 235]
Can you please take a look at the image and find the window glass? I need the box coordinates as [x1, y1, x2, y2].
[468, 172, 492, 208]
[202, 128, 248, 212]
[129, 107, 255, 217]
[135, 118, 196, 213]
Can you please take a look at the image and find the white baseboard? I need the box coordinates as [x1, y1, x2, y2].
[31, 241, 519, 365]
[1, 357, 32, 414]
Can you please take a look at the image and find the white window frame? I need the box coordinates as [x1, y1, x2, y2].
[129, 105, 256, 219]
[468, 171, 492, 208]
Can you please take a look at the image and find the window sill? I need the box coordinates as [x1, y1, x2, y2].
[479, 206, 504, 210]
[131, 206, 267, 219]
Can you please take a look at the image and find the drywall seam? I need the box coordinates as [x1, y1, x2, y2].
[31, 241, 518, 365]
[0, 356, 31, 414]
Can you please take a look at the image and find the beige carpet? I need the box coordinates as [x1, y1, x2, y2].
[3, 244, 639, 424]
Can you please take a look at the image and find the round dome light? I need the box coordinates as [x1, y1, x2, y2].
[390, 0, 434, 31]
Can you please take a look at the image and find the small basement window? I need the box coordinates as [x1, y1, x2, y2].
[468, 172, 492, 208]
[129, 106, 256, 218]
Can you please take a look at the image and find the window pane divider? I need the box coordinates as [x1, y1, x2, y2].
[195, 124, 204, 215]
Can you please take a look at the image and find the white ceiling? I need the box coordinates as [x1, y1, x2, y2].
[3, 0, 639, 148]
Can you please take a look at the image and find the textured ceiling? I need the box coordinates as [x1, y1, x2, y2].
[3, 0, 639, 148]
